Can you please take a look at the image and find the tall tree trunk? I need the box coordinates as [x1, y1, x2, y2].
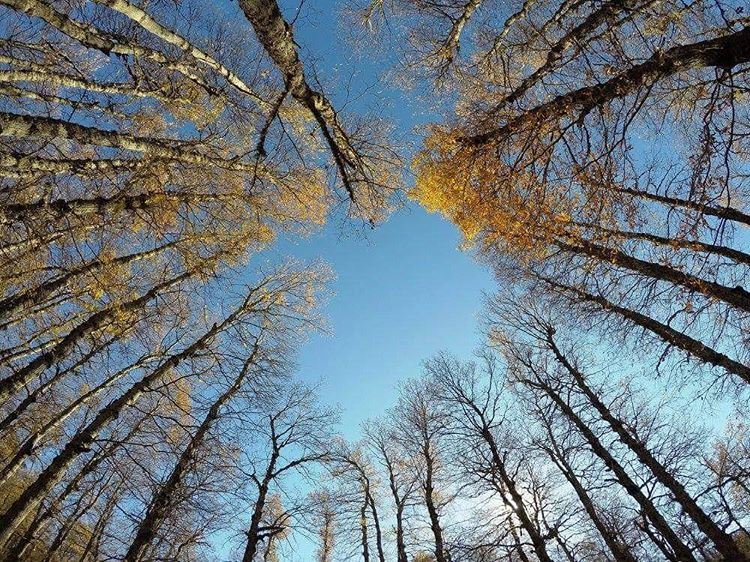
[126, 342, 261, 561]
[423, 449, 448, 562]
[465, 25, 750, 146]
[0, 0, 237, 99]
[0, 265, 199, 404]
[0, 289, 260, 547]
[394, 502, 407, 562]
[368, 493, 386, 562]
[237, 0, 362, 199]
[537, 275, 750, 384]
[555, 237, 750, 313]
[241, 419, 280, 562]
[540, 437, 637, 562]
[4, 416, 148, 561]
[545, 332, 749, 562]
[577, 221, 750, 267]
[89, 0, 267, 107]
[521, 373, 697, 562]
[479, 426, 554, 562]
[0, 111, 260, 173]
[0, 352, 154, 489]
[616, 186, 750, 227]
[359, 498, 370, 562]
[0, 239, 183, 322]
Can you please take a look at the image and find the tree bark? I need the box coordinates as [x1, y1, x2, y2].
[617, 186, 750, 227]
[90, 0, 268, 108]
[237, 0, 362, 199]
[0, 111, 261, 173]
[0, 239, 183, 322]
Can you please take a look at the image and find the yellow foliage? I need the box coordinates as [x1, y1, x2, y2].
[411, 128, 576, 261]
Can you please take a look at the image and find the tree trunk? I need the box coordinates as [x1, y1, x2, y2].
[0, 265, 198, 404]
[538, 275, 750, 384]
[126, 343, 261, 561]
[522, 374, 697, 562]
[465, 25, 750, 146]
[555, 237, 750, 313]
[0, 240, 183, 322]
[480, 426, 554, 562]
[545, 333, 750, 562]
[0, 290, 259, 547]
[617, 186, 750, 227]
[0, 354, 152, 489]
[89, 0, 267, 107]
[423, 449, 448, 562]
[237, 0, 362, 199]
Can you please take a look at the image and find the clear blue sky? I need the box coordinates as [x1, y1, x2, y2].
[263, 205, 494, 437]
[247, 1, 495, 437]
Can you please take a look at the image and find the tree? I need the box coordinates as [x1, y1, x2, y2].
[0, 1, 399, 557]
[363, 418, 417, 562]
[392, 379, 452, 562]
[401, 0, 750, 390]
[239, 383, 336, 562]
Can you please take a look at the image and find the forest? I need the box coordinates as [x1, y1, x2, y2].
[0, 0, 749, 560]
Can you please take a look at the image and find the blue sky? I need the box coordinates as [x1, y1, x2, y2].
[247, 1, 495, 437]
[264, 204, 495, 437]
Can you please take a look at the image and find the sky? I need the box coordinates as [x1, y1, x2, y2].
[245, 1, 497, 438]
[263, 204, 495, 438]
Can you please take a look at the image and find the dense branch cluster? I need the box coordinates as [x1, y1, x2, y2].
[0, 0, 395, 558]
[1, 0, 749, 560]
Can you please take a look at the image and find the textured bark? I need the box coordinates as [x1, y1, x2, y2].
[438, 0, 483, 63]
[237, 0, 361, 199]
[545, 333, 750, 562]
[617, 186, 750, 227]
[422, 444, 448, 562]
[543, 443, 637, 562]
[0, 152, 150, 176]
[0, 68, 185, 103]
[0, 0, 238, 98]
[579, 222, 750, 267]
[466, 25, 750, 146]
[493, 0, 652, 110]
[0, 354, 153, 490]
[0, 111, 261, 173]
[479, 426, 554, 562]
[0, 334, 123, 434]
[1, 190, 249, 226]
[90, 0, 267, 107]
